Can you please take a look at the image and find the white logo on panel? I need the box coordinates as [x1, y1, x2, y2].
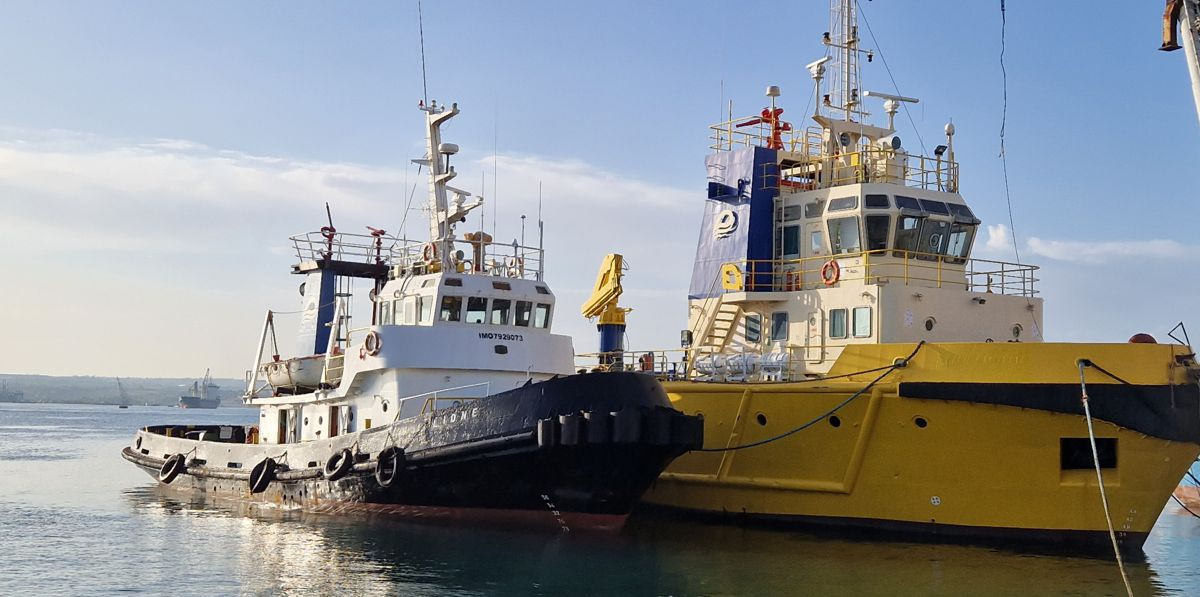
[714, 209, 738, 239]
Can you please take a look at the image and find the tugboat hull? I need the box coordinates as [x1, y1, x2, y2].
[123, 372, 702, 529]
[646, 342, 1200, 557]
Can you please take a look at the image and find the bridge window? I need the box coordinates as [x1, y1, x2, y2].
[827, 196, 858, 212]
[782, 225, 800, 258]
[771, 312, 788, 341]
[829, 309, 848, 339]
[893, 215, 923, 257]
[853, 306, 872, 337]
[440, 296, 462, 322]
[918, 219, 951, 260]
[745, 314, 762, 343]
[418, 296, 433, 324]
[919, 199, 949, 215]
[402, 297, 415, 325]
[829, 217, 862, 254]
[492, 281, 512, 291]
[865, 215, 890, 252]
[782, 205, 803, 220]
[947, 203, 975, 219]
[534, 303, 552, 328]
[444, 278, 463, 287]
[946, 223, 976, 264]
[810, 230, 824, 254]
[490, 299, 511, 325]
[895, 195, 920, 210]
[515, 301, 533, 327]
[380, 301, 394, 325]
[394, 300, 405, 325]
[864, 194, 890, 209]
[466, 297, 488, 324]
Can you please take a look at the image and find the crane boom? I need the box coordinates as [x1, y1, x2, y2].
[1162, 0, 1200, 127]
[581, 253, 628, 322]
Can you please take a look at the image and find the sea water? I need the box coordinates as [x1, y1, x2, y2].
[2, 402, 1199, 596]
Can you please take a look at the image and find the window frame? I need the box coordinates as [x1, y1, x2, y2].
[852, 306, 872, 338]
[745, 313, 762, 344]
[490, 298, 512, 325]
[770, 311, 788, 342]
[829, 308, 848, 339]
[465, 297, 488, 324]
[439, 295, 463, 322]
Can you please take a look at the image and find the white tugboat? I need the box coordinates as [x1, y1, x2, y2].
[122, 100, 703, 529]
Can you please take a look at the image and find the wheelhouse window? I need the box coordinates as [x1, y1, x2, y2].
[490, 299, 511, 325]
[782, 225, 800, 258]
[394, 300, 405, 325]
[465, 297, 488, 324]
[418, 296, 433, 324]
[865, 215, 890, 252]
[918, 219, 951, 260]
[852, 306, 872, 337]
[918, 199, 950, 215]
[515, 300, 533, 327]
[770, 312, 788, 341]
[380, 301, 394, 325]
[894, 195, 921, 210]
[439, 296, 462, 322]
[864, 194, 890, 209]
[827, 196, 858, 212]
[402, 297, 415, 325]
[946, 223, 976, 264]
[828, 217, 862, 254]
[829, 309, 848, 339]
[810, 230, 824, 254]
[745, 314, 762, 344]
[534, 303, 552, 329]
[893, 215, 923, 257]
[782, 205, 803, 220]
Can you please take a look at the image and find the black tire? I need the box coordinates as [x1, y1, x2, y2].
[323, 448, 354, 482]
[158, 453, 186, 484]
[375, 447, 403, 488]
[249, 457, 277, 494]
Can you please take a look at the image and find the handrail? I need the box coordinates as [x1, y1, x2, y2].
[721, 249, 1038, 297]
[395, 381, 492, 418]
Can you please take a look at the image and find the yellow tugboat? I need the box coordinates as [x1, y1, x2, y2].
[588, 0, 1200, 557]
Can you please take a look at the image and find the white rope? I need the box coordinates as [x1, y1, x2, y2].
[1077, 361, 1134, 597]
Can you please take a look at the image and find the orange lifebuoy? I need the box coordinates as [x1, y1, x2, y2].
[422, 242, 439, 261]
[820, 260, 840, 286]
[364, 330, 383, 356]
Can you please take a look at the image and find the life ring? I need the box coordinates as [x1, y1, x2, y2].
[363, 330, 383, 356]
[422, 242, 439, 261]
[158, 453, 186, 484]
[820, 259, 841, 286]
[323, 448, 354, 482]
[375, 446, 404, 488]
[249, 457, 277, 494]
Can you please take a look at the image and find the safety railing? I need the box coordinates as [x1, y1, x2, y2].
[710, 116, 820, 154]
[292, 230, 394, 265]
[721, 250, 1038, 297]
[575, 345, 853, 383]
[396, 381, 492, 419]
[389, 238, 544, 281]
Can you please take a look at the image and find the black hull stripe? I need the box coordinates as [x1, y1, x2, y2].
[898, 382, 1200, 443]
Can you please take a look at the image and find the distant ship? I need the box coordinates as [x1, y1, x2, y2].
[178, 369, 221, 409]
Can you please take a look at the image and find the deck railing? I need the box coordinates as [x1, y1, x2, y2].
[721, 250, 1038, 297]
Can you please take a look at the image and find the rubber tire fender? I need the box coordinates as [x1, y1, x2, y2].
[158, 453, 186, 484]
[249, 457, 277, 494]
[323, 448, 354, 482]
[375, 447, 404, 488]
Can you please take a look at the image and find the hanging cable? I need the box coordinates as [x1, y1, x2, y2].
[1077, 360, 1135, 597]
[699, 342, 924, 453]
[856, 0, 927, 155]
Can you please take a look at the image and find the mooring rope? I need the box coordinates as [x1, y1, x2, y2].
[1077, 360, 1134, 597]
[698, 342, 924, 453]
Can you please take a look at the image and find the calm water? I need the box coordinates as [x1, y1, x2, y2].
[3, 402, 1199, 596]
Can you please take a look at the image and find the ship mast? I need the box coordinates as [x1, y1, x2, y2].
[1162, 0, 1200, 127]
[826, 0, 866, 122]
[416, 101, 482, 269]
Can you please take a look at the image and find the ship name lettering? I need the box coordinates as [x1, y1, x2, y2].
[478, 332, 523, 341]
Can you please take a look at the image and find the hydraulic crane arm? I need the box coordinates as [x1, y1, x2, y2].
[581, 253, 630, 324]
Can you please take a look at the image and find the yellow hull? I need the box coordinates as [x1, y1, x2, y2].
[649, 342, 1200, 554]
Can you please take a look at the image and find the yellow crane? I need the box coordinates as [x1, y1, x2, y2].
[581, 254, 631, 368]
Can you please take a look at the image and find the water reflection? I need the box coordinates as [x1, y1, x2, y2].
[122, 485, 1181, 596]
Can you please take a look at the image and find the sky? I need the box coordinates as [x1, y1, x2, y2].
[1, 0, 1198, 379]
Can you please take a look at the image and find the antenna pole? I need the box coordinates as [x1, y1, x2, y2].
[417, 0, 429, 106]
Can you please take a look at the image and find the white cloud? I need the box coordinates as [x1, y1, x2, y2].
[983, 223, 1014, 254]
[1026, 237, 1193, 264]
[0, 127, 699, 377]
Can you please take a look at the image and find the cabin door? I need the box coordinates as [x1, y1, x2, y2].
[328, 406, 340, 438]
[277, 408, 298, 444]
[803, 222, 825, 287]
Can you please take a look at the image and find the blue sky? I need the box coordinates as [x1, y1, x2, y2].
[1, 1, 1197, 378]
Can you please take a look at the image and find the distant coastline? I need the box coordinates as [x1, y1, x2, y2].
[0, 374, 245, 407]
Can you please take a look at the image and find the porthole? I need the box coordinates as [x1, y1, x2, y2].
[756, 412, 768, 426]
[829, 415, 841, 428]
[135, 437, 142, 449]
[924, 317, 936, 332]
[1012, 324, 1023, 339]
[318, 416, 323, 425]
[303, 417, 309, 425]
[913, 416, 928, 429]
[382, 402, 389, 413]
